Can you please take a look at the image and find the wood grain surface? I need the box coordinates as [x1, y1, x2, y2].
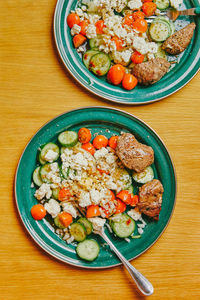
[0, 1, 200, 299]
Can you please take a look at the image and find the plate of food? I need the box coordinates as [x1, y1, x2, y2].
[54, 0, 200, 104]
[15, 107, 176, 268]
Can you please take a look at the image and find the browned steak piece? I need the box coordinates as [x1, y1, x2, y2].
[115, 133, 154, 173]
[132, 58, 170, 85]
[138, 179, 164, 220]
[162, 22, 196, 55]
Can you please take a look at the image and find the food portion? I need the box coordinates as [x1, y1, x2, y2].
[116, 133, 154, 172]
[138, 179, 164, 220]
[66, 0, 195, 89]
[162, 22, 196, 55]
[132, 58, 170, 85]
[31, 128, 164, 261]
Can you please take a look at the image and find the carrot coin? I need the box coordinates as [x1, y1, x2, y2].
[122, 74, 138, 90]
[67, 13, 80, 28]
[31, 204, 46, 220]
[93, 135, 108, 149]
[78, 127, 92, 144]
[107, 64, 125, 85]
[81, 142, 96, 155]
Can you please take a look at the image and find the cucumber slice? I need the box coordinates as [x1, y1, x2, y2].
[83, 49, 99, 68]
[89, 37, 101, 49]
[40, 162, 59, 183]
[89, 53, 111, 76]
[114, 168, 132, 190]
[39, 143, 60, 163]
[54, 215, 65, 229]
[149, 20, 170, 42]
[155, 43, 167, 60]
[52, 188, 60, 200]
[153, 0, 169, 10]
[110, 213, 135, 238]
[156, 16, 175, 35]
[32, 166, 43, 186]
[76, 239, 100, 261]
[132, 166, 154, 184]
[58, 131, 78, 147]
[69, 222, 87, 242]
[77, 218, 93, 235]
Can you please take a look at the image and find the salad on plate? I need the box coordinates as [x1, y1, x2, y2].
[31, 127, 164, 262]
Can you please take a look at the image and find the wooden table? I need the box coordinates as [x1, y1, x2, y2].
[1, 1, 200, 299]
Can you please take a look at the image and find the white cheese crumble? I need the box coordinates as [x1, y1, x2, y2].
[62, 202, 78, 218]
[71, 24, 81, 36]
[128, 0, 142, 10]
[79, 191, 92, 207]
[170, 0, 183, 8]
[94, 147, 108, 159]
[44, 199, 61, 218]
[44, 150, 58, 162]
[88, 217, 106, 231]
[86, 24, 97, 39]
[34, 183, 52, 200]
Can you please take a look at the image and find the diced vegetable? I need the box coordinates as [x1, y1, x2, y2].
[109, 213, 135, 238]
[81, 142, 96, 155]
[77, 217, 93, 235]
[69, 222, 87, 242]
[142, 2, 157, 16]
[58, 212, 73, 227]
[114, 199, 127, 214]
[58, 188, 71, 201]
[76, 239, 100, 261]
[89, 53, 111, 76]
[131, 51, 145, 64]
[86, 205, 101, 218]
[73, 34, 87, 48]
[52, 187, 60, 200]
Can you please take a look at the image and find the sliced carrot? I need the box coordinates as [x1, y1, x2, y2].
[31, 204, 46, 220]
[67, 13, 80, 28]
[81, 142, 96, 155]
[114, 199, 126, 214]
[108, 136, 118, 149]
[58, 212, 73, 227]
[93, 135, 108, 149]
[78, 127, 92, 144]
[73, 34, 87, 48]
[58, 188, 71, 201]
[86, 205, 101, 218]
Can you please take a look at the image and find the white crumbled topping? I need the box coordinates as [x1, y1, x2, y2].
[106, 178, 118, 190]
[86, 24, 97, 39]
[125, 238, 131, 243]
[128, 0, 142, 10]
[62, 202, 78, 218]
[110, 213, 122, 222]
[147, 53, 155, 61]
[75, 7, 84, 16]
[66, 235, 75, 244]
[44, 199, 61, 218]
[90, 189, 102, 205]
[31, 182, 34, 188]
[88, 217, 106, 230]
[127, 209, 142, 221]
[138, 227, 144, 235]
[170, 0, 183, 8]
[94, 147, 109, 160]
[79, 191, 92, 207]
[34, 183, 52, 200]
[132, 37, 158, 55]
[44, 150, 58, 162]
[71, 24, 81, 36]
[46, 163, 61, 184]
[112, 50, 132, 64]
[77, 46, 85, 53]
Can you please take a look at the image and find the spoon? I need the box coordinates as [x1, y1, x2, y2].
[94, 228, 154, 296]
[162, 7, 200, 21]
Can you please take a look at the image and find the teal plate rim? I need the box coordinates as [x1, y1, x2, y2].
[53, 0, 200, 105]
[15, 107, 177, 269]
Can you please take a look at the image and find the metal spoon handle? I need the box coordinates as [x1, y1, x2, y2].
[99, 230, 154, 296]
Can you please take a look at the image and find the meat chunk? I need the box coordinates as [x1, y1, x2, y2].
[162, 22, 196, 55]
[138, 179, 164, 220]
[115, 133, 154, 173]
[132, 58, 170, 85]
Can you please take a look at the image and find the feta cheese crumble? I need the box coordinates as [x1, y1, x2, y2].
[44, 199, 61, 218]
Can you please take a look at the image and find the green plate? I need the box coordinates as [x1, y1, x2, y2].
[54, 0, 200, 105]
[15, 107, 176, 268]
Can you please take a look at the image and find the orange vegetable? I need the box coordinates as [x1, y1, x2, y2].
[108, 136, 118, 149]
[97, 168, 110, 175]
[95, 20, 105, 34]
[73, 34, 87, 48]
[58, 188, 71, 201]
[81, 142, 96, 155]
[142, 2, 157, 16]
[122, 14, 134, 27]
[93, 135, 108, 149]
[107, 64, 125, 85]
[80, 20, 89, 36]
[131, 51, 145, 64]
[132, 18, 148, 33]
[31, 204, 46, 220]
[116, 190, 132, 204]
[132, 10, 145, 20]
[111, 36, 124, 51]
[78, 127, 92, 144]
[114, 199, 126, 214]
[58, 212, 73, 227]
[67, 13, 80, 28]
[86, 205, 101, 218]
[122, 74, 138, 90]
[109, 190, 115, 201]
[130, 194, 139, 206]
